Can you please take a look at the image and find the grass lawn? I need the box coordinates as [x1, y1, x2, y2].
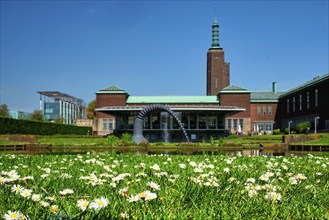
[1, 153, 328, 219]
[290, 133, 329, 145]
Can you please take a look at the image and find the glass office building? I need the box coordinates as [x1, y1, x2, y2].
[38, 91, 85, 124]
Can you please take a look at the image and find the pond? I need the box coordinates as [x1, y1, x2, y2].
[2, 146, 328, 156]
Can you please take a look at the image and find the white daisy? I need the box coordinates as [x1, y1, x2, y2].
[77, 199, 89, 211]
[90, 197, 109, 210]
[147, 181, 161, 190]
[4, 210, 22, 220]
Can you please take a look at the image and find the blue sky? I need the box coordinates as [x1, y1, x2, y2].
[1, 0, 328, 112]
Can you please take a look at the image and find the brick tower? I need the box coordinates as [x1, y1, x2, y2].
[206, 18, 230, 95]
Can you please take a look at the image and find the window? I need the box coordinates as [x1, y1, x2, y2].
[287, 99, 290, 114]
[265, 122, 272, 132]
[208, 113, 217, 129]
[102, 119, 108, 130]
[258, 122, 264, 132]
[217, 114, 225, 129]
[293, 97, 295, 112]
[198, 113, 207, 129]
[252, 122, 257, 132]
[263, 106, 267, 115]
[239, 119, 244, 130]
[257, 106, 261, 115]
[268, 106, 272, 115]
[227, 119, 232, 130]
[299, 94, 302, 111]
[233, 119, 238, 130]
[307, 92, 310, 109]
[315, 89, 318, 107]
[102, 118, 114, 131]
[190, 113, 197, 129]
[109, 119, 114, 130]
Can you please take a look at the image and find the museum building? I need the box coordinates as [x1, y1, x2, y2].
[94, 18, 328, 141]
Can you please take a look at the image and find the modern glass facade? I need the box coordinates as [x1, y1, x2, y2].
[115, 111, 226, 130]
[38, 91, 85, 124]
[113, 111, 228, 142]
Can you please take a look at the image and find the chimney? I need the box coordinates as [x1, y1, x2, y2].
[272, 82, 277, 93]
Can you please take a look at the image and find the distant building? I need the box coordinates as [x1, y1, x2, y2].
[277, 74, 329, 132]
[93, 18, 328, 140]
[37, 91, 85, 124]
[9, 110, 32, 120]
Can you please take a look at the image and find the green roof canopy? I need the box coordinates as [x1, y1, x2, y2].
[96, 85, 128, 94]
[127, 96, 219, 104]
[219, 85, 250, 94]
[280, 73, 329, 98]
[250, 92, 284, 103]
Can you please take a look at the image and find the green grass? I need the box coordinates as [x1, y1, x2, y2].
[1, 153, 328, 219]
[0, 140, 28, 145]
[38, 135, 108, 146]
[294, 133, 329, 145]
[2, 134, 328, 148]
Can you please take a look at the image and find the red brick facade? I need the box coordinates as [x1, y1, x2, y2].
[220, 93, 250, 118]
[207, 49, 230, 95]
[96, 94, 127, 108]
[250, 103, 278, 122]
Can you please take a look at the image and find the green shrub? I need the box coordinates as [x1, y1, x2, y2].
[121, 132, 133, 146]
[106, 135, 120, 147]
[273, 129, 281, 135]
[210, 136, 215, 145]
[226, 134, 238, 139]
[0, 117, 91, 135]
[296, 121, 311, 134]
[217, 137, 224, 146]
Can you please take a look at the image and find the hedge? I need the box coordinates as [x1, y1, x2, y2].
[0, 117, 91, 135]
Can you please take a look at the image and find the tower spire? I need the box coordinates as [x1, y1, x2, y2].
[211, 17, 220, 49]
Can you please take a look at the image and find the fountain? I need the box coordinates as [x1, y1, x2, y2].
[162, 112, 170, 142]
[133, 104, 190, 144]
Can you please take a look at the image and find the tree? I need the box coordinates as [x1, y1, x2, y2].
[0, 104, 10, 117]
[86, 100, 96, 119]
[30, 110, 44, 121]
[54, 116, 64, 124]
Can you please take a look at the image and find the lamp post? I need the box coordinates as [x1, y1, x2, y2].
[288, 121, 292, 135]
[314, 116, 320, 134]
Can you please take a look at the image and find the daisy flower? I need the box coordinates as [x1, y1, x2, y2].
[11, 184, 24, 194]
[31, 194, 42, 202]
[144, 191, 157, 201]
[50, 205, 59, 214]
[193, 168, 203, 173]
[128, 194, 141, 202]
[20, 189, 32, 199]
[265, 192, 282, 201]
[147, 181, 160, 190]
[119, 187, 129, 197]
[150, 164, 160, 171]
[248, 190, 258, 198]
[77, 199, 89, 211]
[91, 197, 109, 210]
[120, 212, 129, 219]
[4, 210, 22, 220]
[59, 189, 74, 195]
[179, 164, 186, 169]
[40, 201, 50, 207]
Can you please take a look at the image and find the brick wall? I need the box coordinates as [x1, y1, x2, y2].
[207, 49, 230, 95]
[96, 94, 127, 108]
[220, 93, 250, 118]
[250, 103, 278, 122]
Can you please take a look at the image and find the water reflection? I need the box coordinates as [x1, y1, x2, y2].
[46, 148, 286, 156]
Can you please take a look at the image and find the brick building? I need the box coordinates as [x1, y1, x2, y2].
[94, 18, 328, 140]
[277, 74, 329, 132]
